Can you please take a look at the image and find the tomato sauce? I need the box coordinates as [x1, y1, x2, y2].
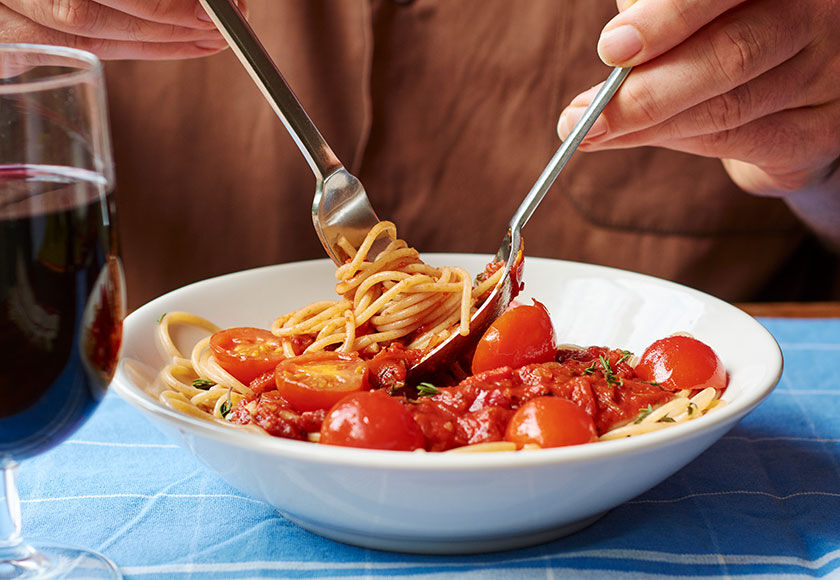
[405, 346, 672, 450]
[228, 345, 673, 450]
[228, 391, 325, 440]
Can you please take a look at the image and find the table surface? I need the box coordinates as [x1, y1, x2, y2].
[17, 308, 840, 579]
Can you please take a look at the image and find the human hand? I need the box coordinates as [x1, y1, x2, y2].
[557, 0, 840, 200]
[0, 0, 246, 60]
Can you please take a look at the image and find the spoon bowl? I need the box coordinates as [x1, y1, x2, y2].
[408, 228, 522, 377]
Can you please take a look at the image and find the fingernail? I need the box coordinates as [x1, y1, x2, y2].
[557, 107, 608, 141]
[195, 5, 214, 24]
[598, 24, 643, 65]
[557, 112, 572, 140]
[195, 37, 229, 51]
[616, 0, 638, 11]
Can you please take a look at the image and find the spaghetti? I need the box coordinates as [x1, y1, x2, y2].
[271, 221, 501, 355]
[152, 222, 726, 451]
[155, 221, 502, 428]
[155, 312, 252, 425]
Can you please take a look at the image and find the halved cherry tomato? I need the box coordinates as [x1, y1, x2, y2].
[320, 390, 425, 451]
[635, 335, 726, 392]
[471, 300, 556, 374]
[504, 396, 597, 448]
[275, 351, 369, 412]
[210, 327, 286, 384]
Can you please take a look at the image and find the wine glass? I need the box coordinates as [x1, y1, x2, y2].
[0, 44, 124, 578]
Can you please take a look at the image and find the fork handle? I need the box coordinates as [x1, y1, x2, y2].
[199, 0, 343, 181]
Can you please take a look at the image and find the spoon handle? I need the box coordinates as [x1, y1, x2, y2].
[509, 66, 631, 232]
[198, 0, 343, 180]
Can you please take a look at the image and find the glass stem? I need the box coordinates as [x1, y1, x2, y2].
[1, 458, 42, 573]
[0, 459, 23, 550]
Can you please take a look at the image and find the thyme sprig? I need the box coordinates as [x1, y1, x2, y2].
[416, 382, 440, 397]
[634, 404, 677, 424]
[634, 405, 654, 424]
[599, 354, 623, 387]
[617, 350, 633, 365]
[192, 378, 216, 390]
[219, 387, 234, 419]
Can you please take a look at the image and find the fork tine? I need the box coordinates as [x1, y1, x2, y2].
[313, 170, 390, 263]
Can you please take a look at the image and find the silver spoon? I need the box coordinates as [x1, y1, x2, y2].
[409, 66, 632, 378]
[198, 0, 387, 264]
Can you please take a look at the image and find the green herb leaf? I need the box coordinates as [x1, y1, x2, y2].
[617, 350, 633, 364]
[156, 312, 167, 324]
[386, 382, 405, 396]
[687, 402, 697, 416]
[598, 354, 623, 386]
[416, 382, 440, 397]
[658, 416, 676, 423]
[220, 387, 234, 419]
[192, 378, 216, 390]
[599, 355, 614, 375]
[634, 405, 654, 424]
[583, 363, 596, 375]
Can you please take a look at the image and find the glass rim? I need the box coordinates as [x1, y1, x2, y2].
[0, 43, 103, 94]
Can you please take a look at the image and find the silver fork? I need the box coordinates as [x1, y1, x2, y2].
[198, 0, 386, 264]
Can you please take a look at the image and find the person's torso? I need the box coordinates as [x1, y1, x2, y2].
[105, 0, 834, 309]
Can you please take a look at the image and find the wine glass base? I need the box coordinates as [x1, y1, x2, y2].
[0, 542, 121, 579]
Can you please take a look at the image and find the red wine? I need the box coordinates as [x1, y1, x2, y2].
[0, 165, 124, 461]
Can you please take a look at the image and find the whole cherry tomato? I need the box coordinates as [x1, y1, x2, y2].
[635, 335, 726, 392]
[505, 396, 597, 448]
[275, 351, 369, 412]
[320, 390, 425, 451]
[471, 301, 556, 374]
[210, 327, 286, 384]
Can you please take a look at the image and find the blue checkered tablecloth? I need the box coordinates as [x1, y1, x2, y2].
[16, 318, 840, 578]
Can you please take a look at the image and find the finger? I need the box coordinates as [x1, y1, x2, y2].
[0, 5, 228, 60]
[3, 0, 225, 43]
[95, 0, 215, 29]
[583, 101, 840, 193]
[598, 0, 746, 66]
[581, 45, 835, 148]
[70, 31, 228, 60]
[96, 0, 249, 29]
[690, 102, 840, 180]
[560, 0, 814, 141]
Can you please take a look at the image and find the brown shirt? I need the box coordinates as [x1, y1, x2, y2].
[104, 0, 838, 310]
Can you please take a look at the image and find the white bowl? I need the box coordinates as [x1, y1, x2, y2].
[112, 256, 782, 554]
